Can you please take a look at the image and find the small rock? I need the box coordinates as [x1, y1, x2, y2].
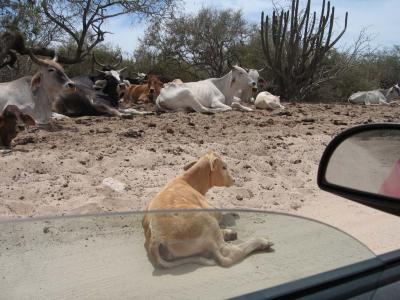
[275, 111, 292, 116]
[291, 203, 302, 210]
[166, 128, 174, 134]
[15, 136, 35, 145]
[236, 195, 243, 201]
[333, 120, 348, 126]
[43, 227, 50, 234]
[75, 119, 89, 125]
[102, 177, 126, 193]
[121, 129, 143, 138]
[258, 118, 274, 127]
[301, 117, 316, 123]
[96, 127, 112, 134]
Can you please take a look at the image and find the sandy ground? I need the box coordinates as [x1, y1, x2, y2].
[0, 103, 399, 255]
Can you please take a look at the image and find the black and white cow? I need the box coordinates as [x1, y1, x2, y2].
[54, 54, 149, 117]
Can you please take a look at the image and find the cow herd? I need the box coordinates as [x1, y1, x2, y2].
[0, 52, 399, 151]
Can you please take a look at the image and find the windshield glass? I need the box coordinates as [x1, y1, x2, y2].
[0, 210, 375, 299]
[1, 0, 400, 297]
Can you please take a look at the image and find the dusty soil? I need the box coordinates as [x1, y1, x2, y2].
[1, 103, 399, 254]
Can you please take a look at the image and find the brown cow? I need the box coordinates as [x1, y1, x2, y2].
[142, 151, 273, 268]
[120, 74, 164, 107]
[0, 105, 35, 149]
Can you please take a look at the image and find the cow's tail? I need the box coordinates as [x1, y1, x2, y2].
[149, 240, 216, 268]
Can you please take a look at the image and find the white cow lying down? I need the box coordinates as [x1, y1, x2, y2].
[156, 66, 256, 113]
[254, 91, 285, 110]
[348, 84, 400, 105]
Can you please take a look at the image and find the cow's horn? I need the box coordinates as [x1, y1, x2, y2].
[111, 54, 122, 68]
[53, 52, 58, 62]
[92, 52, 106, 68]
[117, 66, 127, 73]
[95, 68, 106, 74]
[27, 49, 46, 66]
[258, 66, 266, 72]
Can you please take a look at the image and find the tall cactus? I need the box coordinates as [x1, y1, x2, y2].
[261, 0, 348, 100]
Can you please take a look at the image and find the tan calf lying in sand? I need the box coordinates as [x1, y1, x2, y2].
[142, 151, 273, 268]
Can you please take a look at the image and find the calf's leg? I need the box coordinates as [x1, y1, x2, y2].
[212, 238, 273, 267]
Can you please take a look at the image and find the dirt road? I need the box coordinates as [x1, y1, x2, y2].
[0, 103, 399, 254]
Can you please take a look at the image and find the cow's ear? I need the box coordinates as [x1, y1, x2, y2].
[183, 161, 197, 171]
[30, 73, 41, 92]
[207, 151, 220, 171]
[22, 114, 36, 126]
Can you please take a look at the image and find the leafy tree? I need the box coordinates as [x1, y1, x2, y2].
[138, 8, 251, 79]
[1, 0, 178, 64]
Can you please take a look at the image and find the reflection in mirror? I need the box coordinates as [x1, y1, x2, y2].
[326, 129, 400, 199]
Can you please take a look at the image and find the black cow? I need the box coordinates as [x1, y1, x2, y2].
[54, 54, 128, 117]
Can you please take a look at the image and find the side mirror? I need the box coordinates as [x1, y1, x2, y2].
[318, 124, 400, 216]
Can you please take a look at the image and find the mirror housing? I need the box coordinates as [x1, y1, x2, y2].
[318, 123, 400, 217]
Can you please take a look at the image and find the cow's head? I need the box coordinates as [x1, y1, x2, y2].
[28, 52, 75, 125]
[394, 83, 400, 96]
[0, 105, 35, 148]
[117, 80, 131, 99]
[93, 52, 127, 84]
[387, 83, 400, 100]
[247, 69, 262, 97]
[29, 52, 75, 98]
[246, 68, 268, 92]
[146, 74, 164, 102]
[231, 66, 256, 91]
[183, 151, 235, 188]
